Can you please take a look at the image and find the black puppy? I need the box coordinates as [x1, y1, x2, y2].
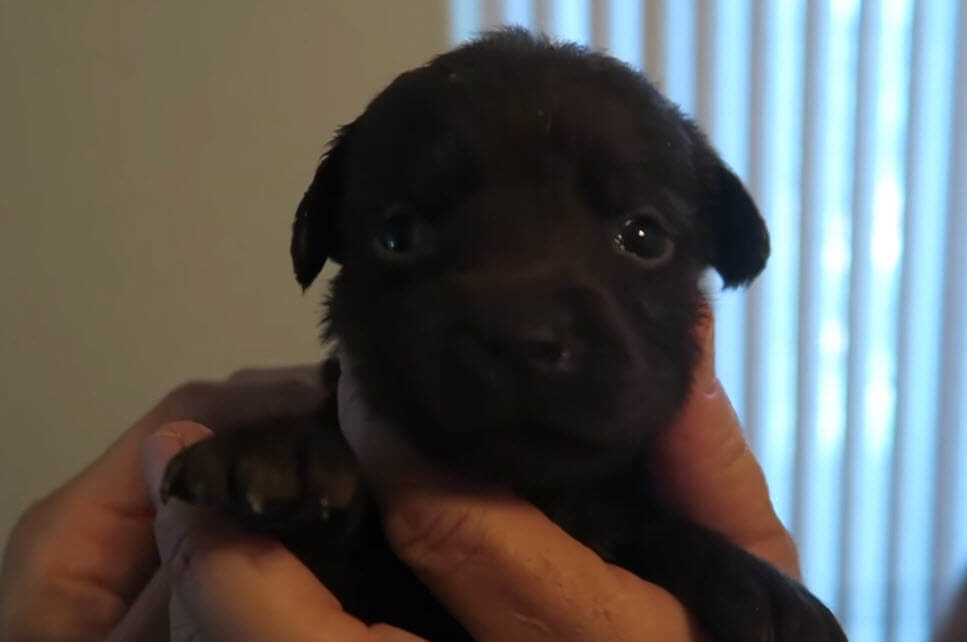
[164, 29, 846, 641]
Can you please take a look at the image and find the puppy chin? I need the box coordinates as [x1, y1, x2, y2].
[413, 420, 638, 489]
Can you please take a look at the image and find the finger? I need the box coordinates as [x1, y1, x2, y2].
[143, 421, 422, 642]
[75, 373, 324, 520]
[227, 364, 321, 387]
[167, 594, 425, 642]
[105, 571, 169, 642]
[169, 591, 200, 642]
[387, 484, 699, 642]
[654, 316, 799, 577]
[32, 375, 325, 605]
[339, 370, 700, 642]
[83, 373, 324, 517]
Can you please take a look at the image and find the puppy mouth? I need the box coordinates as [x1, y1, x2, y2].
[449, 323, 582, 385]
[448, 328, 513, 390]
[436, 321, 630, 438]
[440, 341, 623, 447]
[420, 416, 618, 487]
[515, 419, 616, 451]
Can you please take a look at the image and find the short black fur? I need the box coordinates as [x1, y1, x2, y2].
[164, 29, 845, 641]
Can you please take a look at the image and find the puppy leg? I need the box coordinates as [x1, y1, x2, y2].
[629, 509, 847, 642]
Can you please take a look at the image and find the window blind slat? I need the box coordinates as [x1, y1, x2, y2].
[744, 0, 772, 456]
[839, 0, 879, 630]
[758, 0, 806, 532]
[933, 0, 967, 623]
[591, 0, 608, 49]
[535, 0, 552, 34]
[605, 0, 642, 65]
[500, 0, 535, 28]
[544, 0, 590, 43]
[644, 0, 664, 88]
[694, 1, 714, 131]
[661, 0, 695, 114]
[702, 0, 751, 426]
[792, 0, 827, 563]
[888, 3, 926, 640]
[450, 0, 482, 43]
[483, 0, 502, 29]
[887, 0, 957, 639]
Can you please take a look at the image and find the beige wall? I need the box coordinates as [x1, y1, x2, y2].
[0, 1, 450, 546]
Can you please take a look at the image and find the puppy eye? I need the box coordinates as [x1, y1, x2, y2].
[380, 214, 416, 253]
[614, 216, 674, 265]
[375, 211, 433, 260]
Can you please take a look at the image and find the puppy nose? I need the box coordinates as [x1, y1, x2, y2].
[502, 325, 579, 372]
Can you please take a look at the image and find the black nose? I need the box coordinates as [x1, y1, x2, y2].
[490, 325, 580, 373]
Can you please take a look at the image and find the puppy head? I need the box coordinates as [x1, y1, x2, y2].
[292, 29, 769, 488]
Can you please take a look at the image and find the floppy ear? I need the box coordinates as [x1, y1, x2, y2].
[291, 123, 354, 290]
[698, 151, 770, 288]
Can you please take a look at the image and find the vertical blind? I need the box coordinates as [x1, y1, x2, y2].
[450, 2, 966, 641]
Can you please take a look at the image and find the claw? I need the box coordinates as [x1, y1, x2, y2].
[247, 491, 265, 515]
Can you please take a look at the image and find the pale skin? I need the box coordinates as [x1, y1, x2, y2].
[0, 317, 799, 642]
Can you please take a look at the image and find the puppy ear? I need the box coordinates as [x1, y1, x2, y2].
[698, 151, 770, 288]
[291, 124, 354, 290]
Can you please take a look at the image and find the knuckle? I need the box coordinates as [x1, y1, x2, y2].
[776, 529, 802, 578]
[749, 525, 802, 580]
[227, 367, 260, 382]
[386, 498, 485, 580]
[1, 515, 120, 641]
[4, 498, 62, 578]
[10, 498, 50, 539]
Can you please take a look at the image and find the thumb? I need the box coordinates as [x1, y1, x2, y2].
[654, 317, 799, 577]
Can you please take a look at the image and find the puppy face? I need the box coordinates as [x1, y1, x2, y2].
[292, 30, 769, 488]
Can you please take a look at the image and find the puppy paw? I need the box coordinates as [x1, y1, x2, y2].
[713, 558, 848, 642]
[161, 422, 361, 532]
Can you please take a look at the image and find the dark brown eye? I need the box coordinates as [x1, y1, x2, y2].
[614, 217, 674, 265]
[379, 214, 416, 253]
[375, 211, 434, 260]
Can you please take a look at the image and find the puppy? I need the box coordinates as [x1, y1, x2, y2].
[164, 29, 846, 641]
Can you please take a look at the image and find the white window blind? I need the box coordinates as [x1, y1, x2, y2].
[449, 2, 967, 640]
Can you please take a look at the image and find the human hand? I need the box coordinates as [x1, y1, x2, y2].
[120, 314, 796, 642]
[0, 366, 324, 642]
[0, 312, 796, 642]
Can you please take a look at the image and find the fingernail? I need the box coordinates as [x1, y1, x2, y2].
[142, 430, 186, 509]
[696, 314, 718, 394]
